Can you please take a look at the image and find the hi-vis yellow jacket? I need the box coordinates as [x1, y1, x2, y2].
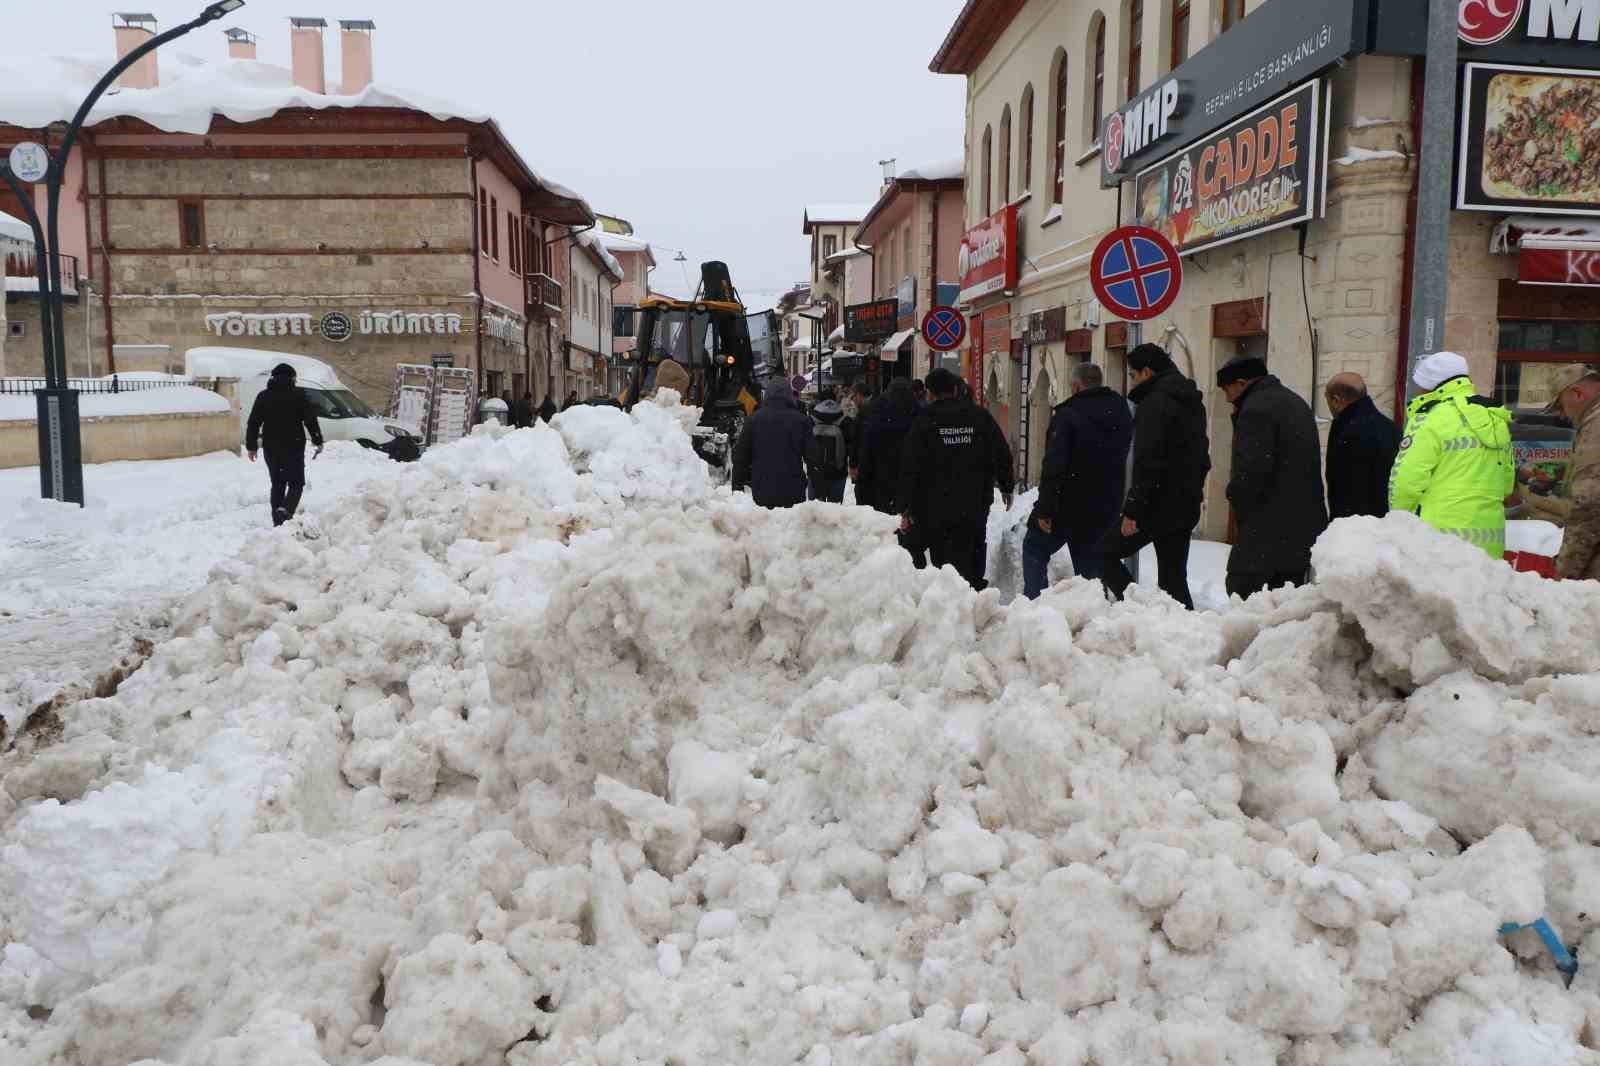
[1390, 376, 1515, 558]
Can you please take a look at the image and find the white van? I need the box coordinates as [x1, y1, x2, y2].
[184, 347, 416, 448]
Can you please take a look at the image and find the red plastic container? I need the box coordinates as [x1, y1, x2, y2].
[1505, 552, 1558, 579]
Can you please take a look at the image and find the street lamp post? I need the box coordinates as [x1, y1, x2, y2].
[31, 0, 245, 504]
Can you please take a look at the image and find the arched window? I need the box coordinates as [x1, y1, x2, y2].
[999, 104, 1013, 207]
[1089, 14, 1107, 143]
[1053, 50, 1070, 204]
[1220, 0, 1244, 33]
[1021, 85, 1035, 192]
[1171, 0, 1190, 69]
[1127, 0, 1143, 100]
[982, 125, 994, 217]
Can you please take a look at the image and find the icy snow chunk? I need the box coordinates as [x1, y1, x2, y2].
[667, 739, 747, 844]
[380, 934, 536, 1066]
[594, 774, 700, 875]
[925, 818, 1005, 878]
[819, 699, 941, 853]
[1011, 865, 1147, 1010]
[1424, 826, 1546, 927]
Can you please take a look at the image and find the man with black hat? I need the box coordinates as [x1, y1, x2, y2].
[898, 367, 1014, 590]
[1217, 354, 1327, 600]
[1099, 343, 1210, 609]
[245, 362, 324, 527]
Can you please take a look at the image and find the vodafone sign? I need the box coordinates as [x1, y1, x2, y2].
[957, 204, 1018, 305]
[1460, 0, 1600, 44]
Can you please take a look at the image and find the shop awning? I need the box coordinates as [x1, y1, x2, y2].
[1518, 236, 1600, 287]
[881, 329, 916, 362]
[827, 325, 845, 343]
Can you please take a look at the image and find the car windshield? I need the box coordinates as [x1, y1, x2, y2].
[303, 387, 376, 420]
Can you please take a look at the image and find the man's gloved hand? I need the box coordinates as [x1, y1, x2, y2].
[313, 444, 324, 459]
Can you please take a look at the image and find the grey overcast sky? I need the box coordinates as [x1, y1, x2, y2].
[9, 0, 969, 308]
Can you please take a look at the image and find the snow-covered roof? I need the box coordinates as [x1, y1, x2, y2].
[803, 203, 872, 231]
[575, 229, 624, 279]
[898, 157, 964, 182]
[595, 231, 656, 267]
[0, 210, 33, 246]
[824, 246, 870, 264]
[0, 52, 592, 223]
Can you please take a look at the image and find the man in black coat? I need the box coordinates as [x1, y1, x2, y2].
[245, 363, 324, 527]
[855, 380, 917, 514]
[1100, 344, 1211, 609]
[515, 391, 535, 429]
[898, 368, 1014, 590]
[1218, 355, 1328, 600]
[732, 378, 812, 508]
[538, 394, 558, 423]
[842, 381, 871, 485]
[1324, 372, 1400, 520]
[1023, 362, 1133, 598]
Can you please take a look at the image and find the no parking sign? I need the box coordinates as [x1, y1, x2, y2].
[1089, 226, 1182, 322]
[921, 306, 967, 353]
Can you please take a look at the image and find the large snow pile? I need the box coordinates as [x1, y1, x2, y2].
[4, 394, 1600, 1066]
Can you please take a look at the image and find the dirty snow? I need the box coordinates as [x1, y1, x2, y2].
[3, 394, 1600, 1066]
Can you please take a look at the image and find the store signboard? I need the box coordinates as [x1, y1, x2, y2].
[1101, 0, 1363, 185]
[958, 204, 1018, 305]
[1458, 63, 1600, 217]
[845, 298, 897, 342]
[1519, 239, 1600, 285]
[1376, 0, 1600, 64]
[897, 276, 917, 325]
[1134, 80, 1324, 257]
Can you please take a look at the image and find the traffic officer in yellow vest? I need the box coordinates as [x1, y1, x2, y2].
[1390, 351, 1515, 558]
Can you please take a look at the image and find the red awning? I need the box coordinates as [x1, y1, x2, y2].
[1518, 236, 1600, 287]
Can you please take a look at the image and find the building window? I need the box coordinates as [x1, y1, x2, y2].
[178, 198, 205, 249]
[1021, 85, 1035, 191]
[999, 104, 1012, 206]
[509, 214, 521, 275]
[527, 225, 542, 275]
[1053, 52, 1069, 204]
[1128, 0, 1143, 100]
[982, 125, 994, 217]
[1171, 0, 1190, 70]
[1091, 15, 1107, 141]
[490, 195, 500, 261]
[479, 187, 490, 256]
[901, 225, 912, 281]
[1220, 0, 1244, 33]
[823, 234, 837, 260]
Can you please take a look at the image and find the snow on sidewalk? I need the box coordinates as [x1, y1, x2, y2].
[3, 395, 1600, 1066]
[0, 446, 391, 740]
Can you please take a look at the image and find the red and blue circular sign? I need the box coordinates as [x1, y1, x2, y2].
[921, 306, 967, 352]
[1090, 225, 1183, 323]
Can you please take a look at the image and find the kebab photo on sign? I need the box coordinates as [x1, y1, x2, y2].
[1482, 72, 1600, 202]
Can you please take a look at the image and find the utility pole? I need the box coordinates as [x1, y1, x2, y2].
[1404, 0, 1458, 402]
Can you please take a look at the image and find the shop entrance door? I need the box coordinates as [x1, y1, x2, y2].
[1494, 319, 1598, 518]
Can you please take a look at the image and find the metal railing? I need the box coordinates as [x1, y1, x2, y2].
[0, 375, 196, 395]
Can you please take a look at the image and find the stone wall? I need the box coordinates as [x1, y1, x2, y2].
[0, 409, 238, 468]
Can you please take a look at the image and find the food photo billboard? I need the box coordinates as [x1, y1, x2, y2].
[1459, 63, 1600, 215]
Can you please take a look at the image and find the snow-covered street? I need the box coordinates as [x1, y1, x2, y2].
[3, 398, 1599, 1066]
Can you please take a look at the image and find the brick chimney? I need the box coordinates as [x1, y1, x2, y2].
[289, 17, 327, 94]
[113, 13, 160, 90]
[339, 20, 376, 95]
[223, 27, 257, 61]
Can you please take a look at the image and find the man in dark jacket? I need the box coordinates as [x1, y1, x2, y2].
[1100, 344, 1211, 609]
[1023, 362, 1134, 598]
[898, 368, 1014, 590]
[732, 378, 812, 508]
[246, 363, 324, 527]
[843, 381, 871, 483]
[806, 396, 851, 502]
[515, 391, 535, 429]
[855, 380, 918, 513]
[1218, 355, 1328, 600]
[538, 394, 558, 423]
[1324, 372, 1399, 520]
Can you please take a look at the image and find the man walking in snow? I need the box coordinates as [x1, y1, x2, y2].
[245, 362, 324, 527]
[538, 393, 558, 423]
[1324, 372, 1400, 520]
[1548, 365, 1600, 581]
[898, 368, 1014, 590]
[1217, 355, 1327, 600]
[1099, 344, 1210, 610]
[732, 378, 812, 508]
[805, 392, 851, 503]
[1389, 352, 1514, 559]
[856, 379, 918, 514]
[1022, 362, 1133, 598]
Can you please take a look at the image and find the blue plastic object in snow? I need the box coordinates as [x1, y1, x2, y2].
[1499, 918, 1578, 980]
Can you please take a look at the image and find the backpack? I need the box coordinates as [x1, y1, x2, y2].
[812, 422, 848, 477]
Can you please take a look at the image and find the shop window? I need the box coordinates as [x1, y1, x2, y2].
[178, 198, 205, 249]
[982, 125, 994, 217]
[1127, 0, 1143, 100]
[1052, 49, 1069, 204]
[490, 195, 500, 261]
[479, 187, 490, 256]
[1090, 15, 1107, 144]
[1171, 0, 1190, 70]
[1020, 85, 1034, 191]
[999, 104, 1012, 205]
[1220, 0, 1245, 33]
[1496, 317, 1600, 412]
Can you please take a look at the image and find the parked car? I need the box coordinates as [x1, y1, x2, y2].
[184, 346, 415, 449]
